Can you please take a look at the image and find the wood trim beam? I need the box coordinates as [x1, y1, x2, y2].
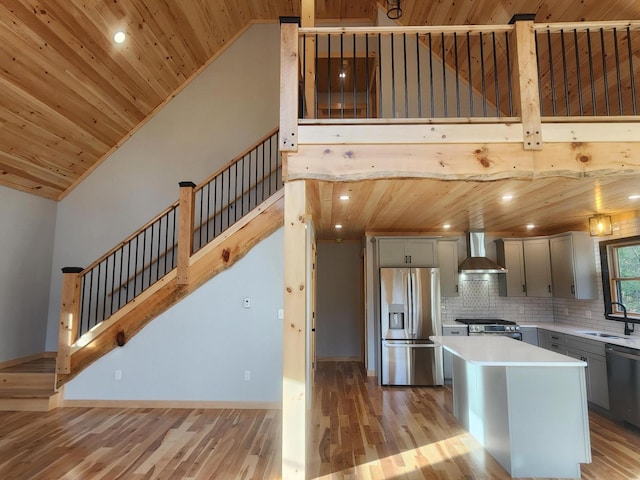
[284, 142, 640, 182]
[56, 268, 82, 375]
[512, 20, 543, 150]
[283, 180, 308, 479]
[280, 22, 300, 152]
[177, 181, 196, 284]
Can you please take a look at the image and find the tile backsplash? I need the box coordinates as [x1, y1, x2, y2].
[442, 212, 640, 338]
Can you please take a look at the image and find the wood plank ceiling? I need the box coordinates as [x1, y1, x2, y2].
[1, 0, 639, 236]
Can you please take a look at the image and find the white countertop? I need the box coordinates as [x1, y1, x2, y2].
[431, 335, 587, 367]
[520, 322, 640, 349]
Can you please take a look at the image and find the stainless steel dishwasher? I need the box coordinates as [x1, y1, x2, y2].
[606, 344, 640, 429]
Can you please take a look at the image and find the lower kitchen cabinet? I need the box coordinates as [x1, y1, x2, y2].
[442, 325, 467, 382]
[538, 329, 609, 410]
[519, 326, 538, 345]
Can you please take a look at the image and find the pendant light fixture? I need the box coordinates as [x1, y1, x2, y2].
[588, 214, 613, 236]
[386, 0, 402, 20]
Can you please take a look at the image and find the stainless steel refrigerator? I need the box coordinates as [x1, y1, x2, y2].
[380, 267, 443, 386]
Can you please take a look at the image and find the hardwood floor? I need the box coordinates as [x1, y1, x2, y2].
[0, 360, 637, 479]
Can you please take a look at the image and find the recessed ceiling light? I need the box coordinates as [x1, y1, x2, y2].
[335, 224, 343, 229]
[629, 194, 640, 200]
[502, 195, 513, 201]
[339, 194, 350, 200]
[113, 31, 126, 44]
[443, 224, 451, 229]
[526, 224, 535, 229]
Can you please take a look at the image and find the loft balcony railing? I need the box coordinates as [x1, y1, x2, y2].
[279, 18, 640, 153]
[57, 129, 282, 374]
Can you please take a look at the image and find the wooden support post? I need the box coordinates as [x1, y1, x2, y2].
[177, 181, 196, 285]
[283, 180, 308, 479]
[280, 17, 300, 152]
[511, 15, 543, 150]
[57, 267, 83, 374]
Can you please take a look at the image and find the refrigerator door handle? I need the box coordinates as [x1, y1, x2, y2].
[406, 271, 412, 338]
[411, 271, 417, 338]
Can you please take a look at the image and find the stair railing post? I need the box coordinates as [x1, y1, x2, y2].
[177, 181, 196, 285]
[57, 267, 83, 375]
[510, 14, 543, 150]
[279, 16, 300, 152]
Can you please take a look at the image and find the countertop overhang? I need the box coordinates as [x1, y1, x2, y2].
[430, 335, 587, 367]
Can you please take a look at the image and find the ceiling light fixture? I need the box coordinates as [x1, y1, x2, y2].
[335, 224, 343, 229]
[629, 194, 640, 200]
[386, 0, 402, 19]
[339, 194, 350, 200]
[443, 224, 451, 229]
[113, 31, 126, 44]
[526, 224, 535, 230]
[502, 195, 513, 201]
[588, 214, 612, 236]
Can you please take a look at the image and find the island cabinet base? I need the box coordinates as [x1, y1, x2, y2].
[452, 358, 591, 478]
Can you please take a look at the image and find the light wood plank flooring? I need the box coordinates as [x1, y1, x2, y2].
[0, 361, 638, 479]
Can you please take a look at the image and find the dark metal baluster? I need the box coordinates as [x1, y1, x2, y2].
[226, 167, 230, 229]
[118, 246, 124, 309]
[315, 34, 319, 119]
[242, 155, 246, 216]
[391, 33, 396, 118]
[302, 34, 306, 117]
[600, 28, 610, 115]
[125, 241, 131, 303]
[574, 30, 584, 116]
[547, 30, 557, 116]
[199, 185, 204, 249]
[353, 33, 357, 119]
[505, 31, 513, 116]
[268, 136, 273, 195]
[441, 32, 447, 117]
[87, 269, 94, 333]
[468, 33, 474, 116]
[492, 32, 500, 116]
[235, 162, 239, 222]
[628, 27, 637, 115]
[560, 30, 570, 115]
[156, 221, 161, 282]
[429, 33, 434, 118]
[365, 34, 370, 118]
[587, 29, 597, 114]
[327, 34, 331, 119]
[134, 234, 139, 296]
[206, 183, 211, 243]
[142, 228, 147, 292]
[163, 214, 168, 275]
[150, 220, 156, 283]
[171, 207, 177, 268]
[613, 28, 623, 115]
[480, 32, 487, 116]
[403, 33, 408, 117]
[97, 262, 103, 325]
[340, 33, 344, 119]
[262, 141, 266, 201]
[454, 32, 460, 117]
[110, 252, 116, 315]
[378, 33, 383, 117]
[416, 33, 422, 117]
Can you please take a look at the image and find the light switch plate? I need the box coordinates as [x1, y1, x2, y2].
[243, 297, 251, 308]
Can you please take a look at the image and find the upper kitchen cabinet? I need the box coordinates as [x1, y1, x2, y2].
[495, 238, 552, 297]
[378, 238, 437, 267]
[437, 240, 459, 297]
[549, 232, 597, 300]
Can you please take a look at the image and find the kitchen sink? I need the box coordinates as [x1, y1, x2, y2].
[579, 331, 622, 339]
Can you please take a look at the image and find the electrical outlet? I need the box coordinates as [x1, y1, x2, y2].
[115, 369, 122, 381]
[243, 297, 251, 308]
[244, 370, 251, 381]
[278, 309, 284, 320]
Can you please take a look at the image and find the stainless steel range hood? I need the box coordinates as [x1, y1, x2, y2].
[458, 231, 507, 273]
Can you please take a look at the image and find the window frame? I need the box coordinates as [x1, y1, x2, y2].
[599, 234, 640, 321]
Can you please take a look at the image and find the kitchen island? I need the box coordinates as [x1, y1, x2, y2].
[430, 336, 591, 479]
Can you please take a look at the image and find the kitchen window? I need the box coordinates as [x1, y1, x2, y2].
[600, 235, 640, 318]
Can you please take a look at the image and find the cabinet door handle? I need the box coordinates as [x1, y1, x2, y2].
[551, 343, 560, 348]
[451, 331, 460, 335]
[548, 284, 551, 293]
[405, 255, 409, 264]
[522, 284, 526, 293]
[408, 255, 412, 263]
[571, 285, 575, 294]
[455, 284, 459, 293]
[551, 335, 560, 340]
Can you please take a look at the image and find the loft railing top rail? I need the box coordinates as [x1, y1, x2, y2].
[194, 127, 279, 194]
[299, 24, 515, 36]
[534, 20, 640, 33]
[80, 201, 179, 276]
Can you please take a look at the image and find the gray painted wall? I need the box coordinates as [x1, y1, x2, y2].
[0, 186, 56, 362]
[45, 23, 281, 350]
[64, 229, 283, 402]
[316, 241, 363, 359]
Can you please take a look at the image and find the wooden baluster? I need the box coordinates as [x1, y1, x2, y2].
[177, 181, 196, 285]
[57, 267, 83, 375]
[510, 14, 543, 150]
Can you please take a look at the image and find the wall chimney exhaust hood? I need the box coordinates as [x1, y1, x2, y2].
[458, 231, 507, 273]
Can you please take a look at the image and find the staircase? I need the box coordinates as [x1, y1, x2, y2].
[0, 356, 60, 411]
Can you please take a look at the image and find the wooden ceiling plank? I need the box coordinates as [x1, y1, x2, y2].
[0, 174, 61, 200]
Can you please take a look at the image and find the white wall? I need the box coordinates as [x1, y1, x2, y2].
[316, 241, 363, 359]
[64, 228, 283, 402]
[45, 23, 281, 350]
[0, 186, 56, 361]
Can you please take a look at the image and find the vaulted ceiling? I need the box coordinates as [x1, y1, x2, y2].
[1, 0, 639, 208]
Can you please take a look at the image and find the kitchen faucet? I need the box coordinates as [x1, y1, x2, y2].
[610, 302, 634, 336]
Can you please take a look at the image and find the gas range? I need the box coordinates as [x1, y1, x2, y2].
[455, 318, 522, 336]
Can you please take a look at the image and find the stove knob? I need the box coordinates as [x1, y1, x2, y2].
[506, 326, 512, 331]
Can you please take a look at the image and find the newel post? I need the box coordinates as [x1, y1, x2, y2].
[57, 267, 83, 374]
[510, 14, 543, 150]
[279, 16, 300, 152]
[177, 181, 196, 285]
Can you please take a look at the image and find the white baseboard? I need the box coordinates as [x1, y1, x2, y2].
[62, 399, 281, 409]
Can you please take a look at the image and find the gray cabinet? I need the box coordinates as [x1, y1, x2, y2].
[519, 326, 538, 345]
[538, 329, 609, 410]
[442, 325, 467, 382]
[549, 232, 597, 300]
[437, 240, 459, 297]
[495, 238, 552, 297]
[378, 238, 437, 267]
